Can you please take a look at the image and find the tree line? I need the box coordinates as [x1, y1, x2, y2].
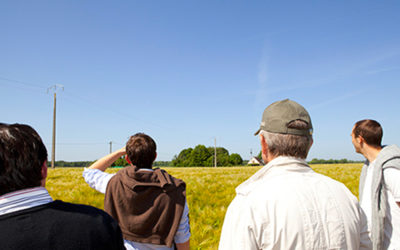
[48, 154, 361, 168]
[47, 161, 92, 167]
[172, 145, 243, 167]
[254, 151, 363, 165]
[47, 160, 172, 167]
[308, 158, 363, 164]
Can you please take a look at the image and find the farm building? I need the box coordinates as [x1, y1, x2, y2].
[247, 157, 263, 166]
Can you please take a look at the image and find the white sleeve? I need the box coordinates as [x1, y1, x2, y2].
[82, 168, 115, 194]
[173, 199, 191, 244]
[383, 168, 400, 201]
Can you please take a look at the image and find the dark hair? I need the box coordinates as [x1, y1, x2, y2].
[126, 133, 156, 169]
[353, 119, 383, 147]
[0, 123, 48, 195]
[262, 120, 313, 159]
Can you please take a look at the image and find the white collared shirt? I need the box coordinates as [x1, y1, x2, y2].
[0, 187, 53, 216]
[219, 156, 372, 250]
[83, 168, 190, 250]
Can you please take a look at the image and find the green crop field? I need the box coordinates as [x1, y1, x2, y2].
[46, 163, 363, 250]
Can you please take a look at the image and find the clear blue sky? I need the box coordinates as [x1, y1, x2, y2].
[1, 1, 399, 162]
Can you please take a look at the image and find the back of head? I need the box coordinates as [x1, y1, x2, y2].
[353, 119, 382, 147]
[255, 99, 313, 159]
[126, 133, 156, 169]
[0, 123, 48, 195]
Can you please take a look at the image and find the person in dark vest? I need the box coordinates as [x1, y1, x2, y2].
[83, 133, 190, 250]
[0, 123, 125, 250]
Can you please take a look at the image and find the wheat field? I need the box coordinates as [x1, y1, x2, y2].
[46, 163, 362, 250]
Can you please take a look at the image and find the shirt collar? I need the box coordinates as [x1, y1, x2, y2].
[0, 187, 53, 216]
[236, 156, 311, 196]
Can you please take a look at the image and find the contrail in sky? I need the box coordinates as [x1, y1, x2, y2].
[254, 44, 270, 108]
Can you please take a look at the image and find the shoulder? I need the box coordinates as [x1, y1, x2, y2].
[49, 201, 123, 239]
[383, 158, 400, 170]
[50, 200, 108, 214]
[254, 170, 356, 204]
[0, 201, 124, 250]
[314, 171, 356, 191]
[379, 145, 400, 168]
[160, 169, 186, 187]
[49, 200, 117, 225]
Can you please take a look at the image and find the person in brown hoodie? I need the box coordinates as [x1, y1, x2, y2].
[83, 133, 190, 250]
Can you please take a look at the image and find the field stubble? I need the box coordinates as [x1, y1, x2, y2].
[47, 163, 362, 250]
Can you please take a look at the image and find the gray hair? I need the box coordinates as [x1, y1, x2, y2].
[260, 120, 313, 159]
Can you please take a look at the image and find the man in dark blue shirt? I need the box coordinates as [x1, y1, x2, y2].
[0, 123, 125, 250]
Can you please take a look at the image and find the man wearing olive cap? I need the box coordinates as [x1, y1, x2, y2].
[219, 99, 372, 250]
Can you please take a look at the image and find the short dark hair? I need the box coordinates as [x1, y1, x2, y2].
[0, 123, 48, 195]
[353, 119, 383, 147]
[126, 133, 156, 169]
[262, 120, 313, 159]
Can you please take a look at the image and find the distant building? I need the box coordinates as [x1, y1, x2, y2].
[247, 157, 263, 166]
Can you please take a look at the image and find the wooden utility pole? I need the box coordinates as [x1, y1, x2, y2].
[214, 137, 217, 168]
[51, 92, 56, 169]
[47, 85, 64, 169]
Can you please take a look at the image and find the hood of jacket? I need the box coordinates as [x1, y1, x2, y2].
[119, 166, 185, 193]
[375, 144, 400, 170]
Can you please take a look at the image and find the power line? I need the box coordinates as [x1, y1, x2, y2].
[0, 76, 47, 90]
[61, 90, 171, 130]
[0, 75, 212, 143]
[45, 142, 109, 145]
[0, 75, 167, 129]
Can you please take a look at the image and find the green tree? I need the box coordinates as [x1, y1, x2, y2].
[189, 145, 211, 166]
[172, 148, 193, 167]
[229, 153, 243, 166]
[205, 147, 230, 166]
[113, 157, 128, 167]
[173, 145, 243, 167]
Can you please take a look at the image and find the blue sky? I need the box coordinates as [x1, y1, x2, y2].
[1, 1, 399, 162]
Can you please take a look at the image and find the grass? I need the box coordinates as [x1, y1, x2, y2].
[46, 163, 363, 250]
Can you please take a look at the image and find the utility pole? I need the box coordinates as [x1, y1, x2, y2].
[47, 84, 64, 169]
[109, 141, 112, 154]
[214, 137, 217, 168]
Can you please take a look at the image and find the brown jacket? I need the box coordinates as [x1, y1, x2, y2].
[104, 166, 186, 247]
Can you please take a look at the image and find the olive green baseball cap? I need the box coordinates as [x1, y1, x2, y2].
[254, 99, 313, 136]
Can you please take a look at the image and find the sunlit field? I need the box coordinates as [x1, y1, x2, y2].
[46, 163, 363, 250]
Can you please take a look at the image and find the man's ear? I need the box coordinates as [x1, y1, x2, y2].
[309, 138, 314, 150]
[260, 134, 269, 163]
[357, 136, 365, 146]
[154, 152, 157, 162]
[41, 161, 48, 187]
[42, 161, 48, 179]
[260, 134, 268, 154]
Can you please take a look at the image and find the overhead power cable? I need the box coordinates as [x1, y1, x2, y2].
[0, 76, 47, 90]
[0, 75, 208, 139]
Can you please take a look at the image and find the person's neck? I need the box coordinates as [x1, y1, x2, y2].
[362, 145, 382, 163]
[263, 153, 277, 165]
